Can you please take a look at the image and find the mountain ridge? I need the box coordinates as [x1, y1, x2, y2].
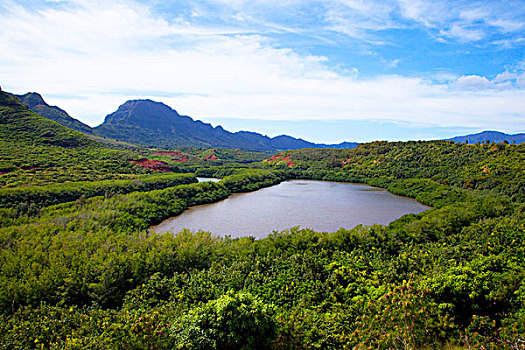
[11, 92, 93, 134]
[446, 130, 525, 144]
[10, 90, 523, 149]
[94, 99, 359, 151]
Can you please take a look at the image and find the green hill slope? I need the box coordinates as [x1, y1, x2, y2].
[0, 91, 147, 187]
[265, 141, 525, 202]
[11, 92, 93, 134]
[0, 92, 93, 147]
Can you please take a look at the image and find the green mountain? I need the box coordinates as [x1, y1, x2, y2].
[0, 92, 93, 148]
[94, 99, 358, 151]
[12, 92, 93, 134]
[447, 130, 525, 144]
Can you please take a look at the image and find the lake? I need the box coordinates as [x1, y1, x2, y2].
[152, 180, 429, 239]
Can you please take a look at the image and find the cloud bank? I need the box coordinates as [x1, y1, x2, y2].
[0, 0, 524, 137]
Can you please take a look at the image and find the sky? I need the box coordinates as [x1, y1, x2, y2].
[1, 0, 524, 143]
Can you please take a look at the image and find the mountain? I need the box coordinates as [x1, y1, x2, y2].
[11, 92, 93, 134]
[0, 91, 93, 149]
[316, 141, 360, 149]
[269, 135, 321, 150]
[7, 90, 358, 151]
[94, 99, 255, 149]
[447, 130, 525, 144]
[94, 99, 358, 151]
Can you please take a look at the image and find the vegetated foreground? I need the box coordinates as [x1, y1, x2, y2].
[0, 90, 524, 349]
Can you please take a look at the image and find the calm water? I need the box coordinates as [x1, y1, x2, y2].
[152, 180, 429, 239]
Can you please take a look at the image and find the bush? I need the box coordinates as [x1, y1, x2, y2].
[171, 291, 277, 350]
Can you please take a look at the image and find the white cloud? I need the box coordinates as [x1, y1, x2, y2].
[323, 0, 401, 40]
[453, 72, 525, 91]
[396, 0, 525, 43]
[440, 23, 485, 42]
[383, 58, 400, 69]
[0, 0, 524, 134]
[453, 75, 491, 90]
[397, 0, 447, 28]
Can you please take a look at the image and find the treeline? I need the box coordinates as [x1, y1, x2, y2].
[0, 173, 197, 211]
[221, 169, 288, 192]
[195, 165, 249, 178]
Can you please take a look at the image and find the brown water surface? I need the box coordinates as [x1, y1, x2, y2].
[152, 180, 429, 238]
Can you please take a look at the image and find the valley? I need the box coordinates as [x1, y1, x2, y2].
[0, 89, 524, 349]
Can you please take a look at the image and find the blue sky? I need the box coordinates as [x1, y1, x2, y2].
[1, 0, 524, 142]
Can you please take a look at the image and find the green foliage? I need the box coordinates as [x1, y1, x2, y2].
[0, 91, 153, 187]
[351, 280, 455, 349]
[171, 291, 277, 350]
[273, 140, 525, 203]
[0, 173, 197, 211]
[0, 181, 231, 311]
[221, 169, 287, 193]
[0, 304, 178, 350]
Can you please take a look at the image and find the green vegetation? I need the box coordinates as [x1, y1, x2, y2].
[1, 91, 524, 348]
[139, 147, 271, 174]
[221, 169, 287, 192]
[0, 173, 197, 210]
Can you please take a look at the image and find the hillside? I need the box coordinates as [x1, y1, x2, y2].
[0, 92, 92, 147]
[94, 99, 358, 151]
[447, 130, 525, 144]
[12, 92, 93, 134]
[264, 141, 525, 202]
[0, 91, 148, 187]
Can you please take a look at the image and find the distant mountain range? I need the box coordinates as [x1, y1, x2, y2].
[8, 91, 524, 150]
[447, 130, 525, 144]
[93, 99, 359, 151]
